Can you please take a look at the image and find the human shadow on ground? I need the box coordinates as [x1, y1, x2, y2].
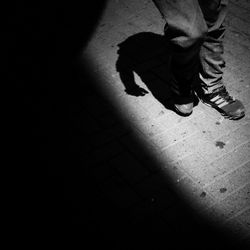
[116, 32, 199, 116]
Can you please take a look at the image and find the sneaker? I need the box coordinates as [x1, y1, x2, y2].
[170, 75, 200, 116]
[197, 87, 245, 120]
[174, 102, 193, 116]
[171, 89, 198, 116]
[172, 91, 197, 116]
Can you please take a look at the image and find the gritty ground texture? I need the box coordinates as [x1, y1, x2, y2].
[82, 0, 250, 248]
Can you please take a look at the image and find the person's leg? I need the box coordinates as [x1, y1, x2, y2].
[153, 0, 208, 115]
[198, 0, 228, 92]
[197, 0, 245, 119]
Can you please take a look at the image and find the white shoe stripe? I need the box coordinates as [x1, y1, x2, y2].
[210, 95, 220, 102]
[215, 98, 225, 105]
[218, 101, 228, 108]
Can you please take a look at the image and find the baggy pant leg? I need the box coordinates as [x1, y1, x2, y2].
[153, 0, 208, 103]
[199, 0, 229, 93]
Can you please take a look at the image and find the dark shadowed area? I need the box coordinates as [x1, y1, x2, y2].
[8, 1, 249, 249]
